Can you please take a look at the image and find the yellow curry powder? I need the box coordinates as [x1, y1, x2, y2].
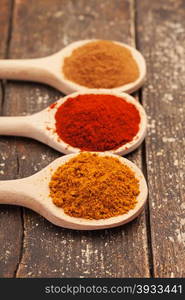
[49, 153, 140, 220]
[62, 40, 139, 89]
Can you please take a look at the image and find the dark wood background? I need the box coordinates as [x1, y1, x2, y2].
[0, 0, 184, 278]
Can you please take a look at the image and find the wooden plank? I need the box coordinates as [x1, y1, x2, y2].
[0, 0, 11, 57]
[136, 0, 185, 277]
[0, 0, 24, 278]
[5, 0, 150, 277]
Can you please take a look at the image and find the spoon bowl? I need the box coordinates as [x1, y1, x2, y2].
[0, 39, 146, 94]
[0, 152, 148, 230]
[0, 90, 147, 156]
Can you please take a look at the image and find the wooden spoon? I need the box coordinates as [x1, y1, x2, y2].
[0, 90, 147, 156]
[0, 152, 148, 230]
[0, 40, 146, 94]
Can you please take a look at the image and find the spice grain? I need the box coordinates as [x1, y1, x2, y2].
[54, 94, 140, 151]
[49, 153, 140, 220]
[63, 40, 140, 88]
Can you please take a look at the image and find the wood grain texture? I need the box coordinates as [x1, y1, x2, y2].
[1, 0, 149, 277]
[0, 0, 11, 57]
[136, 0, 185, 277]
[0, 0, 23, 278]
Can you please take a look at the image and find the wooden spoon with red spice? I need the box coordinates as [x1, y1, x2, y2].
[0, 91, 147, 156]
[0, 40, 146, 94]
[0, 152, 148, 230]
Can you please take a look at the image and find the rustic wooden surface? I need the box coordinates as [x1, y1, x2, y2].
[0, 0, 184, 278]
[137, 0, 185, 277]
[0, 0, 23, 277]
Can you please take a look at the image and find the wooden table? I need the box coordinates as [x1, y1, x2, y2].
[0, 0, 184, 278]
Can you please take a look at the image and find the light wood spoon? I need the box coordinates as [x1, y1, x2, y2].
[0, 90, 147, 156]
[0, 39, 146, 94]
[0, 152, 148, 230]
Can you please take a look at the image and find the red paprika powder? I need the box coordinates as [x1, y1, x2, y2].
[55, 94, 140, 151]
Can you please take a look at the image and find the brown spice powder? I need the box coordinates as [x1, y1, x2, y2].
[62, 40, 140, 89]
[49, 153, 140, 220]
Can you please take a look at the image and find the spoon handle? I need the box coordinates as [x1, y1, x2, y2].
[0, 116, 30, 136]
[0, 58, 49, 82]
[0, 179, 34, 207]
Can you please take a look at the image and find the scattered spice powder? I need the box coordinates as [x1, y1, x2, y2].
[49, 153, 140, 220]
[54, 94, 140, 151]
[50, 102, 57, 109]
[62, 40, 140, 88]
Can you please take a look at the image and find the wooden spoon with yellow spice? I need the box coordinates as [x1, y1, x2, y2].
[0, 152, 148, 230]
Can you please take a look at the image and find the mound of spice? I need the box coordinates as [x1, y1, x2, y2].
[49, 153, 139, 220]
[62, 40, 139, 88]
[55, 94, 140, 151]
